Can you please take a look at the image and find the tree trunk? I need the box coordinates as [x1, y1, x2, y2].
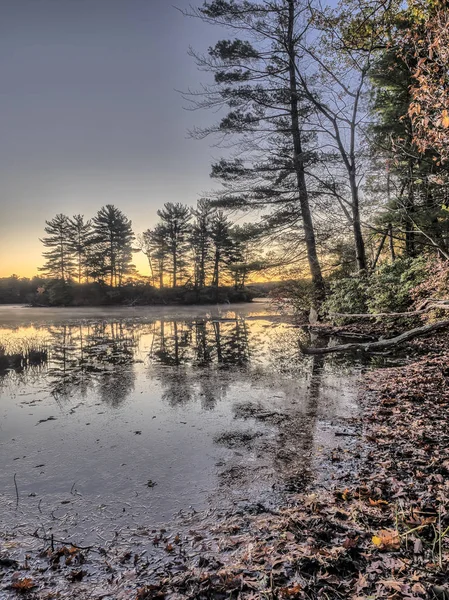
[172, 249, 177, 288]
[389, 223, 396, 261]
[302, 319, 449, 355]
[159, 261, 164, 289]
[349, 171, 367, 272]
[406, 165, 416, 257]
[213, 251, 220, 288]
[287, 0, 325, 305]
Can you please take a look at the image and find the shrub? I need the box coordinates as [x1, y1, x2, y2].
[411, 258, 449, 320]
[46, 279, 74, 306]
[322, 277, 369, 323]
[367, 257, 427, 315]
[268, 280, 315, 318]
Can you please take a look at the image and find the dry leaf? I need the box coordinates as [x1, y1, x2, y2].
[372, 529, 400, 550]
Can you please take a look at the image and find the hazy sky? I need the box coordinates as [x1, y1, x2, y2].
[0, 0, 224, 277]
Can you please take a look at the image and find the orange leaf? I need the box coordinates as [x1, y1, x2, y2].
[372, 529, 400, 550]
[369, 498, 388, 506]
[11, 577, 36, 592]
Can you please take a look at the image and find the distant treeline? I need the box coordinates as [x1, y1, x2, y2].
[0, 275, 280, 306]
[38, 202, 273, 292]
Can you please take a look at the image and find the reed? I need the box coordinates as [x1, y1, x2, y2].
[0, 339, 48, 371]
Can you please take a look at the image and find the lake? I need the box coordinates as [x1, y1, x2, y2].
[0, 301, 360, 550]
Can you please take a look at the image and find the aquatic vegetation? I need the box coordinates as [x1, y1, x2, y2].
[0, 340, 48, 372]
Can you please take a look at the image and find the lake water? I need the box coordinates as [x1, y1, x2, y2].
[0, 302, 360, 548]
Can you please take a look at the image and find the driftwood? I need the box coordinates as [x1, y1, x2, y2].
[302, 319, 449, 355]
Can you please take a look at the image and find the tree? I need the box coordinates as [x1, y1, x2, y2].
[157, 203, 192, 287]
[138, 224, 170, 288]
[91, 205, 135, 286]
[39, 214, 74, 281]
[289, 0, 387, 273]
[68, 214, 92, 283]
[406, 1, 449, 162]
[229, 223, 267, 289]
[190, 199, 215, 289]
[210, 211, 236, 289]
[186, 0, 325, 303]
[369, 1, 449, 260]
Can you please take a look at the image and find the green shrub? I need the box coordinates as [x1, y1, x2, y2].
[367, 257, 427, 315]
[47, 279, 74, 306]
[322, 277, 369, 323]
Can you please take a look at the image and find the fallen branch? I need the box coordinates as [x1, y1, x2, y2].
[301, 319, 449, 355]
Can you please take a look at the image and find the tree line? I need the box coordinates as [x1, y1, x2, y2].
[39, 201, 268, 291]
[181, 0, 449, 305]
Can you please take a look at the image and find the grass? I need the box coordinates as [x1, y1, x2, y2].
[0, 339, 48, 371]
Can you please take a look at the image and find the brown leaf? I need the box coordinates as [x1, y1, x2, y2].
[372, 529, 400, 550]
[380, 579, 404, 592]
[11, 578, 36, 593]
[412, 582, 426, 595]
[369, 498, 388, 506]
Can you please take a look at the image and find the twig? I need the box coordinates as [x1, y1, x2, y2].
[13, 473, 19, 508]
[33, 531, 93, 551]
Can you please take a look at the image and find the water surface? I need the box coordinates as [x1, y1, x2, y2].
[0, 302, 359, 546]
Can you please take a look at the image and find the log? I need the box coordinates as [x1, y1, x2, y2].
[301, 319, 449, 355]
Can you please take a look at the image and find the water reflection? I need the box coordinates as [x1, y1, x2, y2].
[0, 309, 362, 538]
[0, 316, 359, 406]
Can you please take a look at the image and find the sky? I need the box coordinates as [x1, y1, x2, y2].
[0, 0, 224, 277]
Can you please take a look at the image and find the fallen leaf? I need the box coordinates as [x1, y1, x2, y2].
[372, 529, 400, 550]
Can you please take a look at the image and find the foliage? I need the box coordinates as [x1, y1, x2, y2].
[405, 1, 449, 162]
[411, 257, 449, 319]
[45, 279, 75, 306]
[269, 279, 316, 318]
[91, 204, 135, 286]
[22, 279, 256, 307]
[156, 202, 192, 287]
[367, 256, 427, 314]
[322, 277, 369, 322]
[187, 0, 326, 299]
[39, 214, 74, 281]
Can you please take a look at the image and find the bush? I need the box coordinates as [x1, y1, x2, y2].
[322, 277, 369, 323]
[367, 257, 427, 315]
[322, 257, 428, 323]
[268, 280, 315, 318]
[411, 258, 449, 320]
[46, 279, 74, 306]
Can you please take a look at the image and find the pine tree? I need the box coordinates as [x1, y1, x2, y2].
[190, 199, 215, 289]
[91, 205, 135, 286]
[139, 225, 170, 288]
[185, 0, 325, 302]
[210, 211, 236, 289]
[157, 203, 192, 287]
[39, 214, 74, 281]
[68, 215, 92, 283]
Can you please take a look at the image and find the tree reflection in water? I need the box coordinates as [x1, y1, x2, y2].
[0, 314, 360, 508]
[148, 317, 252, 407]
